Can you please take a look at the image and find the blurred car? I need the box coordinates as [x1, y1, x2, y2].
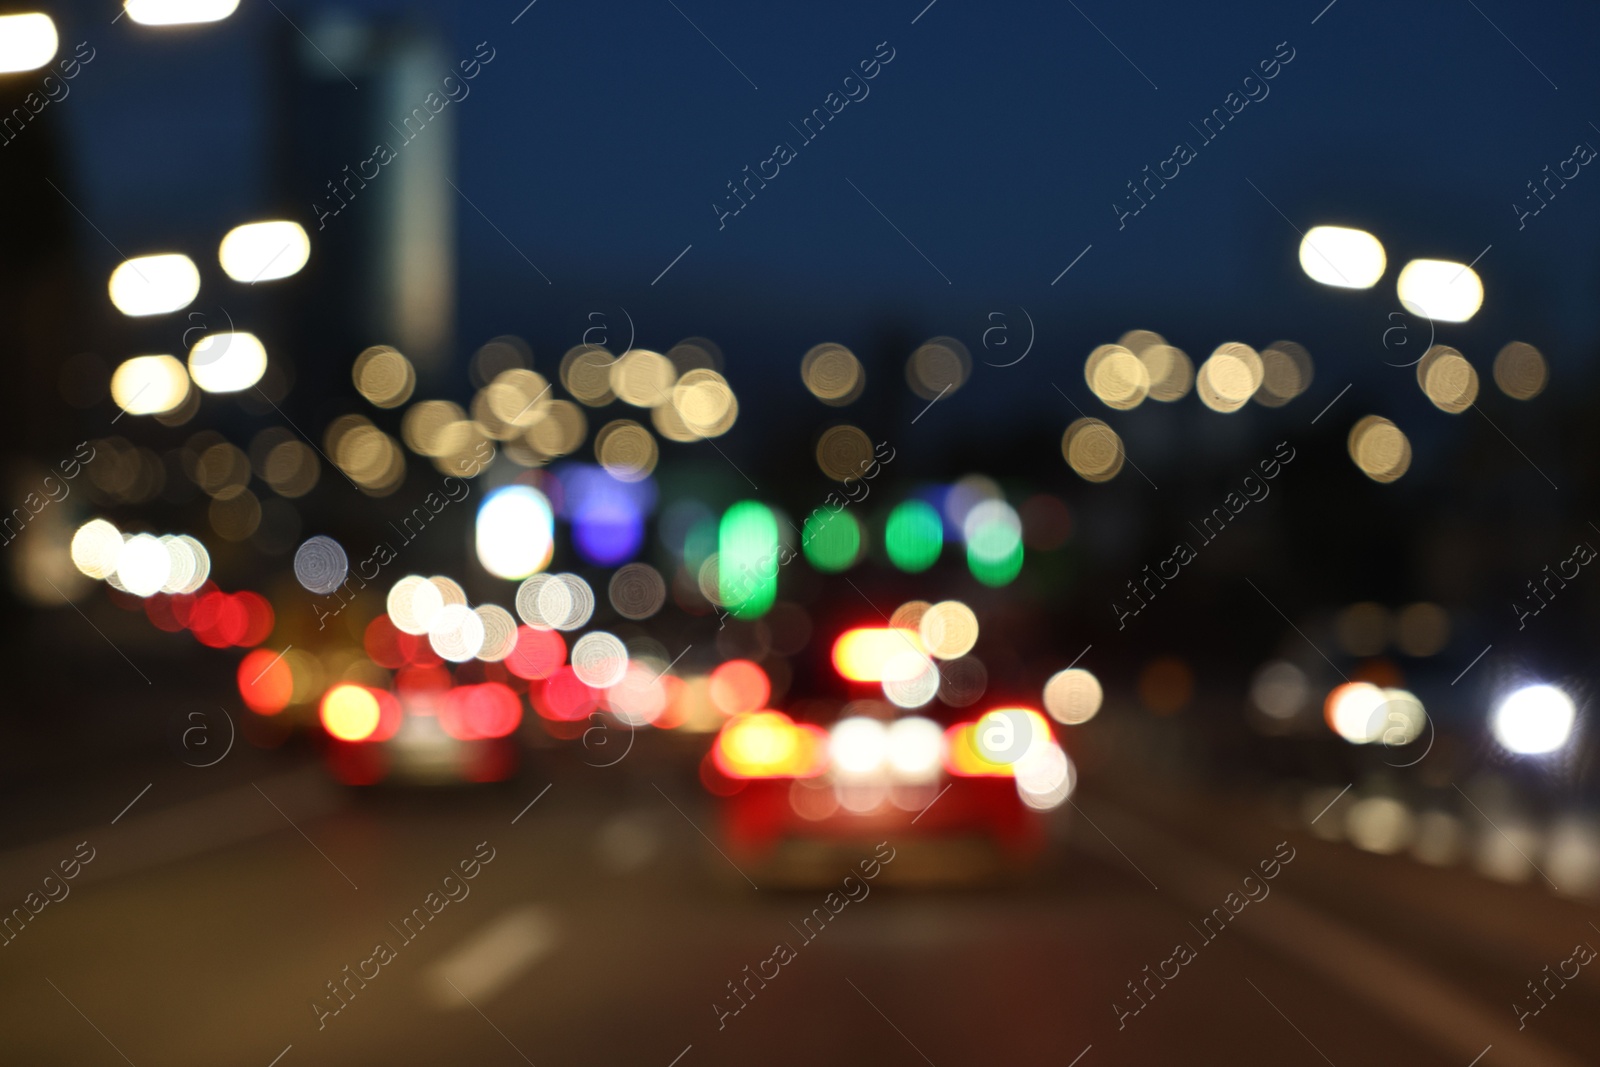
[316, 673, 523, 787]
[705, 625, 1074, 885]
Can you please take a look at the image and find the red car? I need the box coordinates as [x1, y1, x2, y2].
[705, 626, 1074, 885]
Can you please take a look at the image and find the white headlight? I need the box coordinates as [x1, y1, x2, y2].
[1015, 744, 1074, 810]
[830, 716, 888, 776]
[1492, 684, 1575, 755]
[886, 716, 943, 780]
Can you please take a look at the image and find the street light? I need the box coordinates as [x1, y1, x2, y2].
[1491, 684, 1576, 755]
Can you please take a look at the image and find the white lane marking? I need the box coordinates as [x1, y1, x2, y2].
[425, 905, 558, 1010]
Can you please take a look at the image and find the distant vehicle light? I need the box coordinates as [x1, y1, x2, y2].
[109, 254, 199, 317]
[158, 534, 201, 595]
[0, 13, 57, 73]
[188, 331, 267, 393]
[708, 659, 769, 716]
[219, 220, 309, 282]
[1298, 226, 1386, 289]
[1043, 667, 1102, 724]
[1325, 681, 1387, 743]
[570, 631, 628, 689]
[388, 574, 444, 636]
[832, 626, 926, 682]
[233, 590, 275, 647]
[885, 716, 943, 781]
[476, 485, 555, 580]
[1015, 744, 1074, 810]
[1396, 258, 1483, 323]
[535, 666, 599, 722]
[1251, 660, 1308, 721]
[441, 683, 522, 740]
[944, 722, 1013, 777]
[919, 600, 978, 660]
[1325, 683, 1427, 746]
[604, 663, 669, 726]
[945, 708, 1054, 776]
[321, 684, 381, 742]
[123, 0, 239, 26]
[370, 690, 403, 742]
[975, 707, 1052, 764]
[829, 716, 889, 776]
[71, 519, 123, 579]
[111, 354, 190, 416]
[238, 647, 294, 714]
[881, 651, 939, 708]
[428, 603, 486, 663]
[714, 711, 826, 778]
[1492, 684, 1576, 755]
[116, 533, 171, 597]
[473, 605, 519, 662]
[1374, 689, 1426, 746]
[505, 625, 566, 681]
[188, 590, 248, 647]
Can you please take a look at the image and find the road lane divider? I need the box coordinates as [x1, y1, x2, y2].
[423, 904, 558, 1009]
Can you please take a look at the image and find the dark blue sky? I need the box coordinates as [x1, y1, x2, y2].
[45, 0, 1600, 441]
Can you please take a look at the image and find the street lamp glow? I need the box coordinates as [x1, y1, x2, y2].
[111, 354, 190, 415]
[219, 220, 310, 282]
[1492, 684, 1575, 755]
[109, 254, 200, 316]
[1397, 259, 1483, 323]
[1326, 681, 1386, 743]
[188, 331, 267, 393]
[0, 13, 56, 72]
[1299, 226, 1386, 289]
[475, 485, 554, 580]
[123, 0, 240, 26]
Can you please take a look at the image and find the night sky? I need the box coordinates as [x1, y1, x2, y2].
[5, 0, 1590, 493]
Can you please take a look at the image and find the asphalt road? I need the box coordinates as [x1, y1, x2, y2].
[0, 746, 1595, 1067]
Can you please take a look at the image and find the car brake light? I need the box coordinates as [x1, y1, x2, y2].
[714, 711, 828, 778]
[832, 626, 927, 682]
[320, 683, 401, 742]
[943, 722, 1015, 776]
[943, 707, 1056, 777]
[321, 684, 381, 742]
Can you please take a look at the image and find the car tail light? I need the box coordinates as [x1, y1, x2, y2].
[943, 707, 1056, 777]
[238, 647, 294, 714]
[440, 682, 523, 740]
[713, 711, 828, 778]
[320, 684, 378, 741]
[831, 626, 927, 682]
[319, 684, 401, 742]
[943, 722, 1015, 776]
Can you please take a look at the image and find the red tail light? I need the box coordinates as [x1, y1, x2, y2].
[943, 707, 1055, 777]
[713, 711, 828, 779]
